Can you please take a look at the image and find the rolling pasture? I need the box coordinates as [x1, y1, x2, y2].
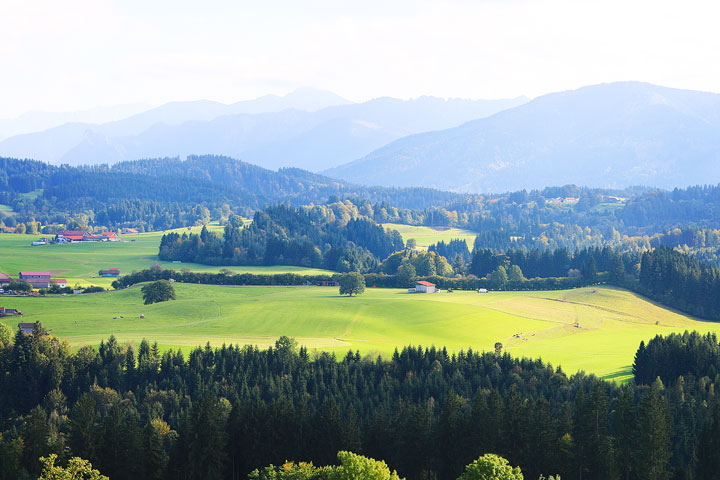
[3, 284, 716, 382]
[0, 229, 331, 288]
[381, 223, 478, 250]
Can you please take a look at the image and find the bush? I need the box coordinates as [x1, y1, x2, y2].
[82, 286, 105, 294]
[0, 321, 12, 347]
[8, 280, 32, 292]
[457, 454, 523, 480]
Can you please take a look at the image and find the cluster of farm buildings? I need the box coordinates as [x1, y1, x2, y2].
[55, 230, 119, 243]
[31, 229, 138, 246]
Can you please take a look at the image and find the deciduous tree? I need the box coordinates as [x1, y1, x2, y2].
[141, 280, 176, 305]
[339, 272, 365, 297]
[37, 454, 109, 480]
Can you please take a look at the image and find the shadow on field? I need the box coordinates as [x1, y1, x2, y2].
[602, 365, 633, 383]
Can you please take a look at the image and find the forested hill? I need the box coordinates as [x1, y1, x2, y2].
[0, 156, 465, 230]
[5, 155, 720, 253]
[106, 156, 461, 208]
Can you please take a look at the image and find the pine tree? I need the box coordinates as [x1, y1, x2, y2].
[142, 421, 168, 480]
[636, 378, 671, 480]
[614, 387, 638, 480]
[21, 406, 50, 477]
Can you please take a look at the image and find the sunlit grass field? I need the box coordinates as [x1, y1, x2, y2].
[381, 223, 478, 250]
[3, 284, 715, 382]
[0, 228, 331, 288]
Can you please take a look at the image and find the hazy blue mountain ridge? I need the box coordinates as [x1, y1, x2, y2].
[325, 82, 720, 192]
[0, 93, 527, 170]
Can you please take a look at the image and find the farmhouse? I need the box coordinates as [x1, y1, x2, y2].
[0, 273, 10, 286]
[17, 323, 36, 335]
[122, 228, 139, 234]
[316, 281, 340, 287]
[0, 307, 22, 317]
[21, 278, 67, 289]
[415, 280, 437, 293]
[99, 268, 121, 277]
[19, 271, 51, 281]
[101, 231, 119, 241]
[17, 272, 67, 289]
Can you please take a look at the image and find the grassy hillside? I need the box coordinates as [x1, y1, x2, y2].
[2, 284, 715, 382]
[0, 228, 331, 288]
[381, 223, 477, 250]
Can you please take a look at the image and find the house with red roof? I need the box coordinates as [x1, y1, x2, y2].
[415, 280, 437, 293]
[99, 268, 121, 277]
[17, 272, 66, 289]
[19, 271, 51, 280]
[101, 232, 119, 241]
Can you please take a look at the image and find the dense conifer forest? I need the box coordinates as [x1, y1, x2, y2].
[1, 324, 720, 480]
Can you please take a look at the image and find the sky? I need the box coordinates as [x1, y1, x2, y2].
[1, 0, 720, 118]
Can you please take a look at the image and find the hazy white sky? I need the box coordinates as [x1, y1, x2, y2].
[2, 0, 720, 117]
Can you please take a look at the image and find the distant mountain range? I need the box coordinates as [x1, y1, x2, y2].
[325, 82, 720, 192]
[0, 103, 151, 141]
[0, 89, 526, 171]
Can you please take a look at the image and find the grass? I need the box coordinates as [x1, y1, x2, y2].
[0, 228, 332, 288]
[2, 284, 716, 382]
[17, 189, 43, 200]
[593, 202, 625, 213]
[382, 223, 478, 250]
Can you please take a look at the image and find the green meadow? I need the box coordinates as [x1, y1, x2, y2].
[0, 228, 331, 288]
[2, 225, 717, 383]
[3, 284, 716, 382]
[381, 223, 478, 250]
[0, 221, 476, 288]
